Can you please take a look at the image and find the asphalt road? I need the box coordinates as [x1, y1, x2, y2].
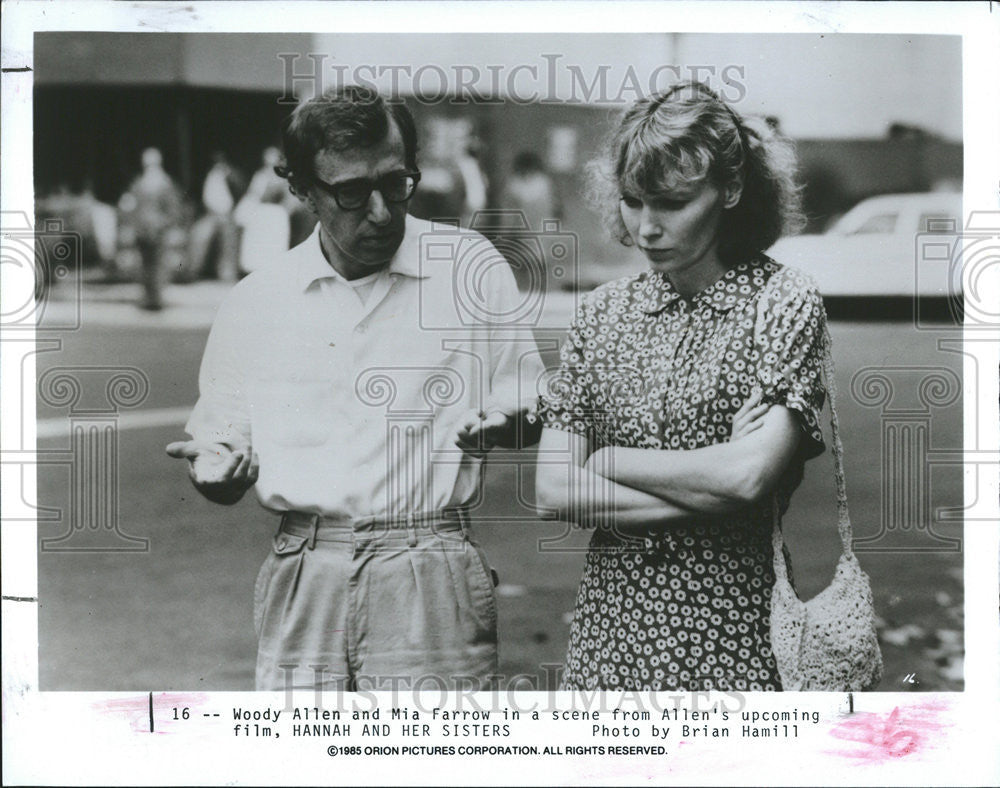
[33, 290, 965, 692]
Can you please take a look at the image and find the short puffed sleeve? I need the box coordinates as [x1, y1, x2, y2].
[537, 297, 598, 438]
[754, 269, 828, 460]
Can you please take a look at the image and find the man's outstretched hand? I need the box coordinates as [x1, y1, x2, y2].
[165, 440, 259, 505]
[454, 407, 542, 457]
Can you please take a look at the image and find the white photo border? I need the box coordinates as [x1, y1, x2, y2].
[2, 2, 999, 785]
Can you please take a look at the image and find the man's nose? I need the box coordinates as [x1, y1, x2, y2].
[366, 189, 392, 224]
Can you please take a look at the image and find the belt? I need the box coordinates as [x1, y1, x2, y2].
[278, 508, 468, 549]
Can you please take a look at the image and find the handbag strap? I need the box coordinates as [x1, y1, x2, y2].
[753, 277, 855, 583]
[820, 319, 855, 558]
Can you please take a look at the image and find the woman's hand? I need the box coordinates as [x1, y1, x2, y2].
[731, 390, 771, 441]
[534, 427, 694, 528]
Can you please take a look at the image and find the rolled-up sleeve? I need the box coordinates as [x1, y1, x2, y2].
[537, 297, 597, 438]
[184, 290, 253, 448]
[755, 273, 827, 460]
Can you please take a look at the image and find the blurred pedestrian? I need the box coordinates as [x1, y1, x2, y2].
[493, 151, 565, 290]
[246, 145, 289, 204]
[407, 161, 465, 224]
[233, 146, 292, 274]
[406, 117, 466, 224]
[189, 152, 246, 281]
[498, 151, 563, 231]
[117, 148, 186, 310]
[35, 182, 117, 273]
[81, 183, 119, 273]
[455, 128, 489, 227]
[536, 82, 825, 692]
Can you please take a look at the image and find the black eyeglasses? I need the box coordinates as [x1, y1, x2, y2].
[312, 170, 421, 211]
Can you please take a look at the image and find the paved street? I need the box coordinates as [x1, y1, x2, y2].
[32, 281, 965, 691]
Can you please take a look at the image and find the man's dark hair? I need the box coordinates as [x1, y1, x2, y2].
[275, 85, 418, 196]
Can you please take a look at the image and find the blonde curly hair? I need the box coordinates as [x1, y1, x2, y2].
[590, 81, 805, 266]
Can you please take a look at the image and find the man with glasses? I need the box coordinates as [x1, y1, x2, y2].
[166, 85, 544, 691]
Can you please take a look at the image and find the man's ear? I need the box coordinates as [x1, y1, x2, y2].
[290, 182, 315, 212]
[723, 177, 744, 210]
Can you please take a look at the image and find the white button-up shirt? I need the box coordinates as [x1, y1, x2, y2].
[186, 215, 545, 518]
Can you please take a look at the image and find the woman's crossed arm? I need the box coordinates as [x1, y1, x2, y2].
[535, 394, 800, 530]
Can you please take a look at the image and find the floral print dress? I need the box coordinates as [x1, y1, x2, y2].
[540, 257, 827, 691]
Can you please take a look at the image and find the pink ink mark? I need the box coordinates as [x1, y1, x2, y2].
[91, 692, 209, 734]
[826, 701, 950, 763]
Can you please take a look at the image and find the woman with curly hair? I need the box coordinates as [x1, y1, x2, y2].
[536, 82, 828, 691]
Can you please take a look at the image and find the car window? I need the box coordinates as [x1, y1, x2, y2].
[919, 213, 957, 232]
[851, 213, 898, 234]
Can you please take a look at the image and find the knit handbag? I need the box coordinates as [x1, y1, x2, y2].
[755, 283, 883, 692]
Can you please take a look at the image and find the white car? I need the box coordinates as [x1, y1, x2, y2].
[768, 192, 963, 298]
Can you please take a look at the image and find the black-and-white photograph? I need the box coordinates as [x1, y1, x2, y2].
[26, 31, 965, 694]
[3, 4, 999, 784]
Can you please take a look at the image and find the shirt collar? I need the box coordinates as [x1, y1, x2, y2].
[638, 260, 764, 315]
[296, 215, 429, 292]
